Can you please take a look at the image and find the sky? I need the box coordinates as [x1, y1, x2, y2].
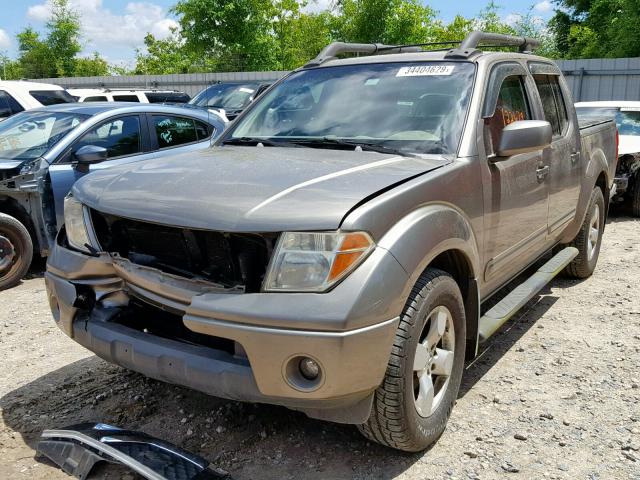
[0, 0, 555, 66]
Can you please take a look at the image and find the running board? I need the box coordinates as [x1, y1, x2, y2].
[478, 247, 578, 342]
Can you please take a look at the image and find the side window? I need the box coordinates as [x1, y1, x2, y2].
[0, 91, 11, 118]
[113, 95, 139, 102]
[533, 75, 567, 136]
[486, 76, 531, 152]
[74, 116, 142, 159]
[194, 120, 213, 140]
[84, 96, 108, 102]
[153, 116, 200, 149]
[5, 93, 24, 114]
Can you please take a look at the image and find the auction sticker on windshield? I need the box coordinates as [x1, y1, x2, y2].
[396, 65, 455, 77]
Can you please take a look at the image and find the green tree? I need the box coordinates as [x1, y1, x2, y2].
[134, 31, 208, 74]
[74, 53, 109, 76]
[172, 0, 281, 71]
[16, 27, 55, 78]
[550, 0, 640, 58]
[46, 0, 81, 76]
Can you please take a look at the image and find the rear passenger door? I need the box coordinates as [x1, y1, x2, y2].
[48, 114, 156, 228]
[529, 63, 581, 233]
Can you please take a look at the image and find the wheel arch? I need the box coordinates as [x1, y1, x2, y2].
[377, 204, 481, 360]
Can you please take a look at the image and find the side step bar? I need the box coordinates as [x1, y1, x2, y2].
[478, 247, 578, 342]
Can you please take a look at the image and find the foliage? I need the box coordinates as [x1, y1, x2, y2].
[550, 0, 640, 58]
[73, 53, 110, 77]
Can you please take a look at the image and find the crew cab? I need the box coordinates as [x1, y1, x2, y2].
[68, 88, 191, 104]
[45, 32, 617, 452]
[0, 103, 226, 290]
[0, 80, 75, 121]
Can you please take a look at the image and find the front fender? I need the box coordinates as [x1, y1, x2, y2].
[377, 203, 480, 290]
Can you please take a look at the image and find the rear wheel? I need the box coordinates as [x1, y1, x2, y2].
[564, 187, 604, 279]
[0, 213, 33, 291]
[358, 268, 465, 452]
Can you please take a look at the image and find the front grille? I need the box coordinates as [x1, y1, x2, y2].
[90, 210, 275, 292]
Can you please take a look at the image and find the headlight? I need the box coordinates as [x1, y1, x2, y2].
[64, 196, 94, 253]
[263, 231, 374, 292]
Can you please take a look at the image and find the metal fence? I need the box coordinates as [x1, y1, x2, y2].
[556, 58, 640, 102]
[37, 57, 640, 102]
[37, 71, 289, 97]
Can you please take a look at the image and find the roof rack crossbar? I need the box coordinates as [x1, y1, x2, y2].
[304, 42, 422, 67]
[446, 31, 541, 59]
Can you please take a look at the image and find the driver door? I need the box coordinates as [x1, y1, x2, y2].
[482, 65, 550, 291]
[48, 114, 154, 229]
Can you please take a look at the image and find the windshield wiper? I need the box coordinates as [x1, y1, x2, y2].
[295, 137, 419, 158]
[222, 136, 303, 148]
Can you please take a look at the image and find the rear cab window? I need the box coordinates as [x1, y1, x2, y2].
[29, 89, 76, 106]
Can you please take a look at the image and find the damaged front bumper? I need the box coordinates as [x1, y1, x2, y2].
[37, 423, 231, 479]
[45, 234, 406, 424]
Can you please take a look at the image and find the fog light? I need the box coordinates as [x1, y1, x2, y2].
[299, 357, 320, 380]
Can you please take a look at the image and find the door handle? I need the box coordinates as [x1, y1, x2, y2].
[536, 165, 550, 182]
[570, 152, 580, 164]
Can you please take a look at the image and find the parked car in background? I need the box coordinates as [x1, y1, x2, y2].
[0, 102, 226, 290]
[68, 88, 191, 104]
[0, 81, 75, 121]
[45, 32, 617, 452]
[576, 101, 640, 215]
[188, 82, 271, 120]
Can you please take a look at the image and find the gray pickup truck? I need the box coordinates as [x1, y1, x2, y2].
[45, 32, 617, 452]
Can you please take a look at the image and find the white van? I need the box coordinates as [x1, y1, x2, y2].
[68, 88, 190, 104]
[0, 80, 75, 120]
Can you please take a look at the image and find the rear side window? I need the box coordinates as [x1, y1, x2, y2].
[145, 92, 191, 104]
[30, 90, 75, 106]
[113, 95, 140, 102]
[153, 115, 206, 149]
[533, 75, 568, 136]
[84, 96, 108, 102]
[0, 90, 23, 118]
[74, 116, 142, 159]
[486, 76, 531, 151]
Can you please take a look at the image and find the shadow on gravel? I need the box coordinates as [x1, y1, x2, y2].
[460, 293, 559, 398]
[1, 355, 419, 479]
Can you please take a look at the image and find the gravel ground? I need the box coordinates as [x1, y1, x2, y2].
[0, 213, 639, 480]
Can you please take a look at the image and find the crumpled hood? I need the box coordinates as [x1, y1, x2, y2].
[73, 146, 450, 232]
[0, 159, 25, 171]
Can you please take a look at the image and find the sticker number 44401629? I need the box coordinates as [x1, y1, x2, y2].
[396, 65, 455, 77]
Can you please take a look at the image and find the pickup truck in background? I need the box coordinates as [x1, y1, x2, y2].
[0, 80, 76, 121]
[45, 32, 618, 452]
[576, 101, 640, 216]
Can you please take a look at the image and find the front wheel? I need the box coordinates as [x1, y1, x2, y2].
[358, 268, 466, 452]
[564, 187, 605, 279]
[0, 213, 33, 291]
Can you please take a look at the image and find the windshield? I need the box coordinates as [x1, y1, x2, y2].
[189, 84, 258, 110]
[576, 107, 640, 136]
[0, 111, 90, 161]
[228, 62, 475, 155]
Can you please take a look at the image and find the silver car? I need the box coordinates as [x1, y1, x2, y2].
[0, 102, 226, 289]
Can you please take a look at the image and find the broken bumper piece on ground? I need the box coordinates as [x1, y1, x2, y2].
[36, 423, 232, 480]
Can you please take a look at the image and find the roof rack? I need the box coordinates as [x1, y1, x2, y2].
[445, 31, 541, 59]
[304, 31, 541, 67]
[304, 42, 423, 67]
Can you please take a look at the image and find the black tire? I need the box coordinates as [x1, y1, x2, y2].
[565, 187, 605, 279]
[631, 175, 640, 218]
[0, 213, 33, 291]
[358, 268, 466, 452]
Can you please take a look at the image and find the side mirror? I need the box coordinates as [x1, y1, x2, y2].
[74, 145, 107, 165]
[495, 120, 552, 159]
